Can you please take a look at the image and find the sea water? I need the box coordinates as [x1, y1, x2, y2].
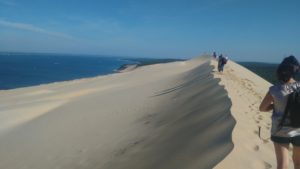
[0, 53, 136, 90]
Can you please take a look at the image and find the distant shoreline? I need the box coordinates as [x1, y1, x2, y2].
[116, 58, 185, 72]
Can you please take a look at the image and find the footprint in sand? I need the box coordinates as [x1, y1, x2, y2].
[254, 130, 259, 135]
[262, 139, 269, 144]
[254, 145, 259, 151]
[115, 147, 128, 157]
[140, 113, 157, 124]
[264, 161, 272, 169]
[114, 139, 145, 157]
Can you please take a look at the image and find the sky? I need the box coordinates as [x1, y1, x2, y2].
[0, 0, 299, 62]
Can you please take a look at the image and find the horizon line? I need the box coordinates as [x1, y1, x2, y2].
[0, 51, 280, 64]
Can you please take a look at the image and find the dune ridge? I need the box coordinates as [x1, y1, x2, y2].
[101, 57, 235, 169]
[0, 56, 233, 169]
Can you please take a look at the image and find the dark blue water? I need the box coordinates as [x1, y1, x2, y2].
[0, 53, 136, 90]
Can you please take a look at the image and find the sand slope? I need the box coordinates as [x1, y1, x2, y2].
[0, 56, 234, 169]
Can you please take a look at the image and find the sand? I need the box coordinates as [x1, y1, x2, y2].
[212, 60, 276, 169]
[0, 56, 282, 169]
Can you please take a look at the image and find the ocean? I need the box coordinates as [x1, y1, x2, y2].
[0, 53, 138, 90]
[0, 53, 183, 90]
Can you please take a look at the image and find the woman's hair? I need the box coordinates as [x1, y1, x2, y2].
[277, 55, 299, 83]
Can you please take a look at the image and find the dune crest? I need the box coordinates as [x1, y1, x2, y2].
[0, 56, 237, 169]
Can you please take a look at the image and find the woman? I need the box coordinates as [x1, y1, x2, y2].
[260, 55, 300, 169]
[218, 54, 223, 72]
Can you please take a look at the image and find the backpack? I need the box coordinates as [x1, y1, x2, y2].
[222, 58, 228, 64]
[280, 88, 300, 128]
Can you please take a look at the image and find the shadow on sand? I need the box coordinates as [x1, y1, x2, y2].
[103, 59, 236, 169]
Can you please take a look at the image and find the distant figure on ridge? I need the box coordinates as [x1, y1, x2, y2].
[218, 55, 228, 72]
[259, 55, 300, 169]
[213, 52, 217, 59]
[217, 54, 223, 72]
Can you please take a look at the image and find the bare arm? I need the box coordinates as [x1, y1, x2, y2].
[259, 92, 274, 112]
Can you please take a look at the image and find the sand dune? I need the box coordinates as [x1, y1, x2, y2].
[0, 56, 276, 169]
[213, 60, 276, 169]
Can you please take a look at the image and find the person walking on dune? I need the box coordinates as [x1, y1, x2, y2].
[218, 54, 223, 72]
[213, 52, 217, 59]
[260, 55, 300, 169]
[218, 55, 228, 72]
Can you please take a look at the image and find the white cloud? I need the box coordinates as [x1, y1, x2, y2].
[0, 19, 74, 39]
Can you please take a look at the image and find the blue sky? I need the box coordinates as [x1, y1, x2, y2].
[0, 0, 299, 62]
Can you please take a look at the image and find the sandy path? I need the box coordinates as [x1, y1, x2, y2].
[212, 60, 279, 169]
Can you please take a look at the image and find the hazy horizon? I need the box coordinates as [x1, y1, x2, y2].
[1, 0, 299, 62]
[0, 51, 285, 64]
